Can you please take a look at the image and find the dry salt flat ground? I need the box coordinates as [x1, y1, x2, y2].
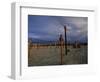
[28, 46, 87, 66]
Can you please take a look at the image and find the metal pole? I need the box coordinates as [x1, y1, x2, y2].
[64, 26, 67, 55]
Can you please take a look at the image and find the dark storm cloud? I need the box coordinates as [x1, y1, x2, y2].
[28, 15, 88, 43]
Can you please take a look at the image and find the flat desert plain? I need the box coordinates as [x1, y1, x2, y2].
[28, 45, 87, 66]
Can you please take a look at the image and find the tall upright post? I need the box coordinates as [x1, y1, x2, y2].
[59, 34, 64, 65]
[64, 26, 67, 55]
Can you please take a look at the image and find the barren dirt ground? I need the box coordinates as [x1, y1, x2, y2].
[28, 45, 87, 66]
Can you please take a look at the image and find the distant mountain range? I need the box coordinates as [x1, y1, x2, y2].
[28, 38, 87, 44]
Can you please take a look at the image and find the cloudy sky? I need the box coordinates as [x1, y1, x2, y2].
[28, 15, 88, 43]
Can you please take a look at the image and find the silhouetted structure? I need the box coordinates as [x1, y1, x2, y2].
[73, 41, 81, 48]
[64, 26, 67, 55]
[59, 34, 64, 65]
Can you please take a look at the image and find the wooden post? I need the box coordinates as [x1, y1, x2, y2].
[64, 26, 67, 55]
[59, 34, 64, 65]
